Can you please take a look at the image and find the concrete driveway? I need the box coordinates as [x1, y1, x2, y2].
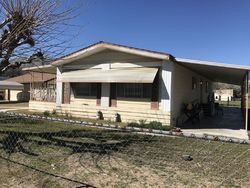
[181, 107, 249, 140]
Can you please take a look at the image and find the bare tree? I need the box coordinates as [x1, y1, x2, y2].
[0, 0, 81, 75]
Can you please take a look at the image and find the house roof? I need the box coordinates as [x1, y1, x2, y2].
[51, 41, 172, 66]
[6, 72, 56, 83]
[0, 81, 23, 90]
[22, 41, 250, 85]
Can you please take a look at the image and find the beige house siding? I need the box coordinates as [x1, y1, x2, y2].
[171, 63, 212, 123]
[28, 100, 170, 124]
[29, 101, 56, 112]
[65, 49, 161, 69]
[116, 98, 151, 109]
[57, 104, 170, 125]
[70, 97, 97, 106]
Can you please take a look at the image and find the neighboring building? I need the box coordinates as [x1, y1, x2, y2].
[23, 42, 250, 129]
[0, 80, 24, 101]
[5, 72, 56, 102]
[214, 89, 234, 101]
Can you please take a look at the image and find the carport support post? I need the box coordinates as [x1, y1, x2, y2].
[245, 71, 249, 130]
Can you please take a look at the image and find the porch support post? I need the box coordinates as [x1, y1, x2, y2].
[56, 67, 63, 106]
[161, 61, 173, 112]
[7, 89, 10, 101]
[101, 83, 110, 107]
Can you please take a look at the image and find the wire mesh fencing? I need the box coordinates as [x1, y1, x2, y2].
[0, 112, 249, 188]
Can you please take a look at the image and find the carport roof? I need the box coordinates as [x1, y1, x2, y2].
[175, 58, 250, 85]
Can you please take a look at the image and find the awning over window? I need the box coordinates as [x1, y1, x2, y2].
[0, 81, 24, 90]
[60, 67, 158, 83]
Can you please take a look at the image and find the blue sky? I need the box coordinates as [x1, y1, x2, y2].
[64, 0, 250, 66]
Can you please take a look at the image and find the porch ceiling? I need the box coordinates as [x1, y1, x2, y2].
[176, 58, 250, 85]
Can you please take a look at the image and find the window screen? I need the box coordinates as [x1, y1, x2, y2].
[71, 83, 97, 97]
[116, 83, 151, 98]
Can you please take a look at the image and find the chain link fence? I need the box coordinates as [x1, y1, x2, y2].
[0, 112, 249, 187]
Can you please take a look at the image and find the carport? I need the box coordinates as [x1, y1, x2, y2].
[176, 58, 250, 133]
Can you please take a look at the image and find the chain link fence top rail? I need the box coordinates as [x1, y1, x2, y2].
[0, 112, 249, 187]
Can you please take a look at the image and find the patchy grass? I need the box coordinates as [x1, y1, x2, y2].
[0, 116, 249, 187]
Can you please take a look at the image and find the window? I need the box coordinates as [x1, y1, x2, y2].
[116, 83, 151, 98]
[71, 83, 97, 97]
[192, 77, 197, 90]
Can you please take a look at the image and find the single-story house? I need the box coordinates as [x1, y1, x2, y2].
[23, 41, 250, 130]
[4, 72, 56, 101]
[214, 89, 234, 102]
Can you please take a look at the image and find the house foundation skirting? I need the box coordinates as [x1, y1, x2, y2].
[56, 104, 170, 124]
[28, 101, 170, 124]
[29, 101, 56, 112]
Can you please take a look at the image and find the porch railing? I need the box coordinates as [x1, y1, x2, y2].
[30, 87, 56, 102]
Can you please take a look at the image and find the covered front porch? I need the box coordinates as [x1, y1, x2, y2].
[176, 58, 250, 138]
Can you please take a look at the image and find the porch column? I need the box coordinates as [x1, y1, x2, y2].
[101, 83, 110, 107]
[161, 61, 173, 112]
[56, 67, 63, 106]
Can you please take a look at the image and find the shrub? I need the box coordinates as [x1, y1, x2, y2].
[52, 109, 57, 115]
[43, 111, 50, 117]
[138, 119, 147, 126]
[128, 121, 172, 131]
[127, 122, 140, 127]
[147, 121, 162, 129]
